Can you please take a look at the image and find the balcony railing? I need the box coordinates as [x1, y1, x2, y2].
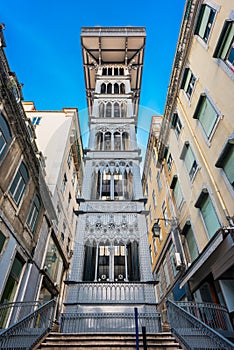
[176, 301, 233, 335]
[0, 299, 56, 350]
[66, 282, 156, 304]
[61, 311, 162, 334]
[166, 300, 234, 350]
[0, 301, 40, 329]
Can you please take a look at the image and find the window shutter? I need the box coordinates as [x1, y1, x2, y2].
[194, 4, 206, 34]
[193, 94, 206, 119]
[220, 22, 234, 59]
[213, 21, 234, 59]
[170, 175, 178, 189]
[197, 6, 211, 38]
[171, 113, 178, 128]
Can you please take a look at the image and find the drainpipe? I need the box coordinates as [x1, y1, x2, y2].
[134, 307, 139, 350]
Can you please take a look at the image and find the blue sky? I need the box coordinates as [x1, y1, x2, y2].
[2, 0, 186, 148]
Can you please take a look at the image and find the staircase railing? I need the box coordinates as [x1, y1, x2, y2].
[0, 299, 56, 350]
[166, 299, 234, 350]
[176, 301, 233, 336]
[0, 301, 40, 329]
[61, 311, 162, 334]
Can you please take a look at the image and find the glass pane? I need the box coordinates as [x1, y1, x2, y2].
[198, 98, 218, 138]
[223, 146, 234, 186]
[198, 6, 211, 38]
[185, 227, 199, 261]
[184, 145, 194, 173]
[0, 132, 7, 156]
[201, 197, 220, 238]
[0, 231, 6, 254]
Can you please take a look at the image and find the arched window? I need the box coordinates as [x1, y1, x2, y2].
[106, 102, 112, 118]
[107, 83, 112, 94]
[108, 67, 112, 75]
[96, 132, 103, 150]
[114, 67, 118, 76]
[114, 132, 121, 150]
[101, 83, 106, 94]
[120, 83, 125, 94]
[119, 67, 124, 75]
[102, 68, 107, 76]
[114, 102, 120, 118]
[121, 102, 127, 118]
[114, 83, 119, 94]
[122, 132, 129, 150]
[0, 113, 12, 159]
[104, 132, 111, 151]
[99, 102, 105, 118]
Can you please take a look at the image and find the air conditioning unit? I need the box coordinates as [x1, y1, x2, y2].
[174, 252, 183, 270]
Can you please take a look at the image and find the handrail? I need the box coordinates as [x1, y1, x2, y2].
[166, 300, 234, 350]
[0, 299, 56, 350]
[176, 301, 233, 332]
[0, 301, 40, 329]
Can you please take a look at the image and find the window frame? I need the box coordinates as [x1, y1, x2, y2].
[194, 3, 216, 45]
[181, 67, 196, 100]
[213, 20, 234, 73]
[195, 188, 221, 239]
[26, 194, 41, 233]
[215, 137, 234, 190]
[193, 93, 221, 141]
[9, 161, 29, 206]
[180, 142, 199, 181]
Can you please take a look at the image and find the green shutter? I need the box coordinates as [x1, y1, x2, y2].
[180, 68, 189, 89]
[186, 227, 199, 261]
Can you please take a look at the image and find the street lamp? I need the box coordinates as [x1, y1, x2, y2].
[152, 218, 178, 238]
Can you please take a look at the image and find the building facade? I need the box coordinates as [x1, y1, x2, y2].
[62, 27, 158, 332]
[149, 0, 234, 325]
[23, 102, 84, 311]
[0, 24, 65, 327]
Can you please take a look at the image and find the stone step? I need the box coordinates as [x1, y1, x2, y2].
[36, 332, 182, 349]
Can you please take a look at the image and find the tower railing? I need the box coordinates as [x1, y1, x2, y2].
[0, 299, 56, 350]
[65, 281, 156, 304]
[166, 299, 234, 350]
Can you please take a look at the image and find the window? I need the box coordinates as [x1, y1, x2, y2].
[0, 113, 12, 159]
[169, 244, 178, 277]
[149, 205, 152, 223]
[67, 151, 72, 169]
[44, 237, 63, 284]
[31, 117, 42, 126]
[27, 194, 41, 233]
[149, 245, 153, 264]
[181, 68, 196, 99]
[9, 162, 29, 205]
[213, 20, 234, 71]
[162, 201, 168, 231]
[193, 94, 220, 139]
[83, 241, 140, 282]
[95, 169, 132, 200]
[149, 168, 152, 182]
[195, 4, 216, 43]
[0, 231, 7, 255]
[167, 153, 173, 171]
[157, 271, 163, 297]
[156, 172, 162, 191]
[68, 192, 72, 207]
[180, 142, 198, 180]
[61, 173, 67, 193]
[170, 175, 183, 208]
[181, 222, 199, 263]
[171, 113, 182, 138]
[153, 237, 157, 255]
[163, 259, 170, 287]
[152, 190, 157, 210]
[215, 138, 234, 189]
[153, 151, 156, 166]
[195, 189, 220, 238]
